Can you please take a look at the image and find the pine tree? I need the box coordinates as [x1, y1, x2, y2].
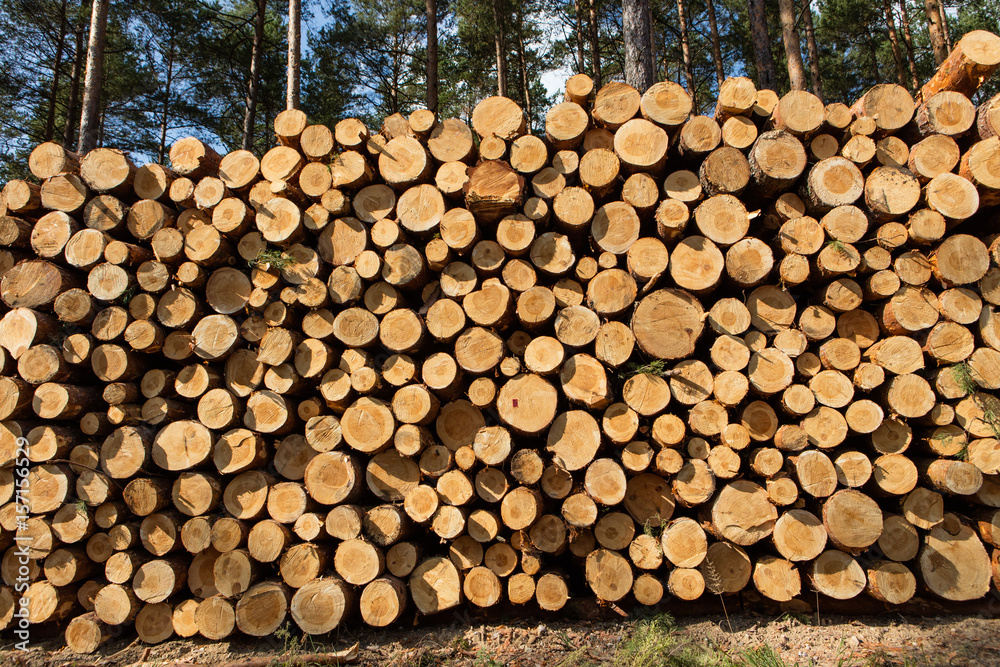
[287, 0, 301, 109]
[623, 0, 655, 90]
[747, 0, 777, 89]
[78, 0, 109, 153]
[778, 0, 806, 90]
[426, 0, 438, 111]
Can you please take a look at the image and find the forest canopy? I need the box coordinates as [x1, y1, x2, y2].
[0, 0, 996, 181]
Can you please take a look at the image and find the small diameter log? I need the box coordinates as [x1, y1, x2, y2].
[866, 561, 916, 605]
[65, 613, 113, 654]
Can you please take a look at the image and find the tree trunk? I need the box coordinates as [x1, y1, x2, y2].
[287, 0, 301, 110]
[426, 0, 438, 111]
[883, 0, 907, 87]
[78, 0, 110, 154]
[898, 0, 921, 91]
[242, 0, 266, 151]
[516, 0, 532, 124]
[939, 0, 952, 51]
[493, 0, 508, 97]
[924, 0, 948, 65]
[45, 0, 69, 142]
[869, 35, 882, 83]
[623, 0, 655, 92]
[158, 33, 175, 165]
[589, 0, 602, 88]
[747, 0, 777, 90]
[675, 0, 696, 108]
[706, 0, 725, 88]
[63, 27, 84, 148]
[391, 34, 402, 113]
[778, 0, 806, 91]
[801, 0, 823, 101]
[647, 1, 657, 80]
[573, 0, 586, 72]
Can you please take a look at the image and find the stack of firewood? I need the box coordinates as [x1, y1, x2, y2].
[1, 29, 1000, 654]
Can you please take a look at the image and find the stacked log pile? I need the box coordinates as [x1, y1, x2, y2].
[1, 29, 1000, 653]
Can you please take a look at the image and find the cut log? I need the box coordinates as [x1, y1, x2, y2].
[801, 157, 865, 213]
[920, 30, 1000, 101]
[920, 518, 992, 601]
[810, 550, 865, 600]
[592, 82, 640, 130]
[409, 556, 462, 614]
[772, 90, 825, 137]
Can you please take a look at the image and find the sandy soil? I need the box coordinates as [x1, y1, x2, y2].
[4, 605, 1000, 667]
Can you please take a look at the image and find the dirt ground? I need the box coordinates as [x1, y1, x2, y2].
[4, 599, 1000, 667]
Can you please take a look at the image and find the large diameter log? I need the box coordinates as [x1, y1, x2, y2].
[471, 96, 526, 139]
[752, 555, 801, 602]
[920, 30, 1000, 101]
[919, 517, 992, 601]
[234, 581, 290, 637]
[152, 420, 214, 471]
[409, 556, 462, 614]
[810, 550, 865, 600]
[613, 119, 668, 174]
[29, 141, 80, 179]
[931, 234, 990, 286]
[748, 130, 806, 198]
[960, 138, 1000, 205]
[2, 181, 41, 214]
[850, 84, 914, 133]
[866, 561, 916, 605]
[80, 148, 136, 195]
[772, 90, 825, 137]
[1, 260, 80, 308]
[917, 91, 976, 137]
[290, 577, 352, 634]
[821, 490, 882, 553]
[41, 174, 88, 212]
[1, 307, 59, 360]
[463, 160, 524, 223]
[496, 374, 558, 436]
[801, 157, 864, 212]
[194, 595, 235, 639]
[710, 480, 777, 545]
[170, 137, 221, 179]
[93, 583, 141, 625]
[585, 548, 632, 602]
[631, 289, 705, 360]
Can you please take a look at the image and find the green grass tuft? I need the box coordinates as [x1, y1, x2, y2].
[952, 361, 978, 396]
[249, 248, 299, 271]
[619, 359, 674, 379]
[952, 362, 1000, 443]
[739, 646, 791, 667]
[613, 613, 724, 667]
